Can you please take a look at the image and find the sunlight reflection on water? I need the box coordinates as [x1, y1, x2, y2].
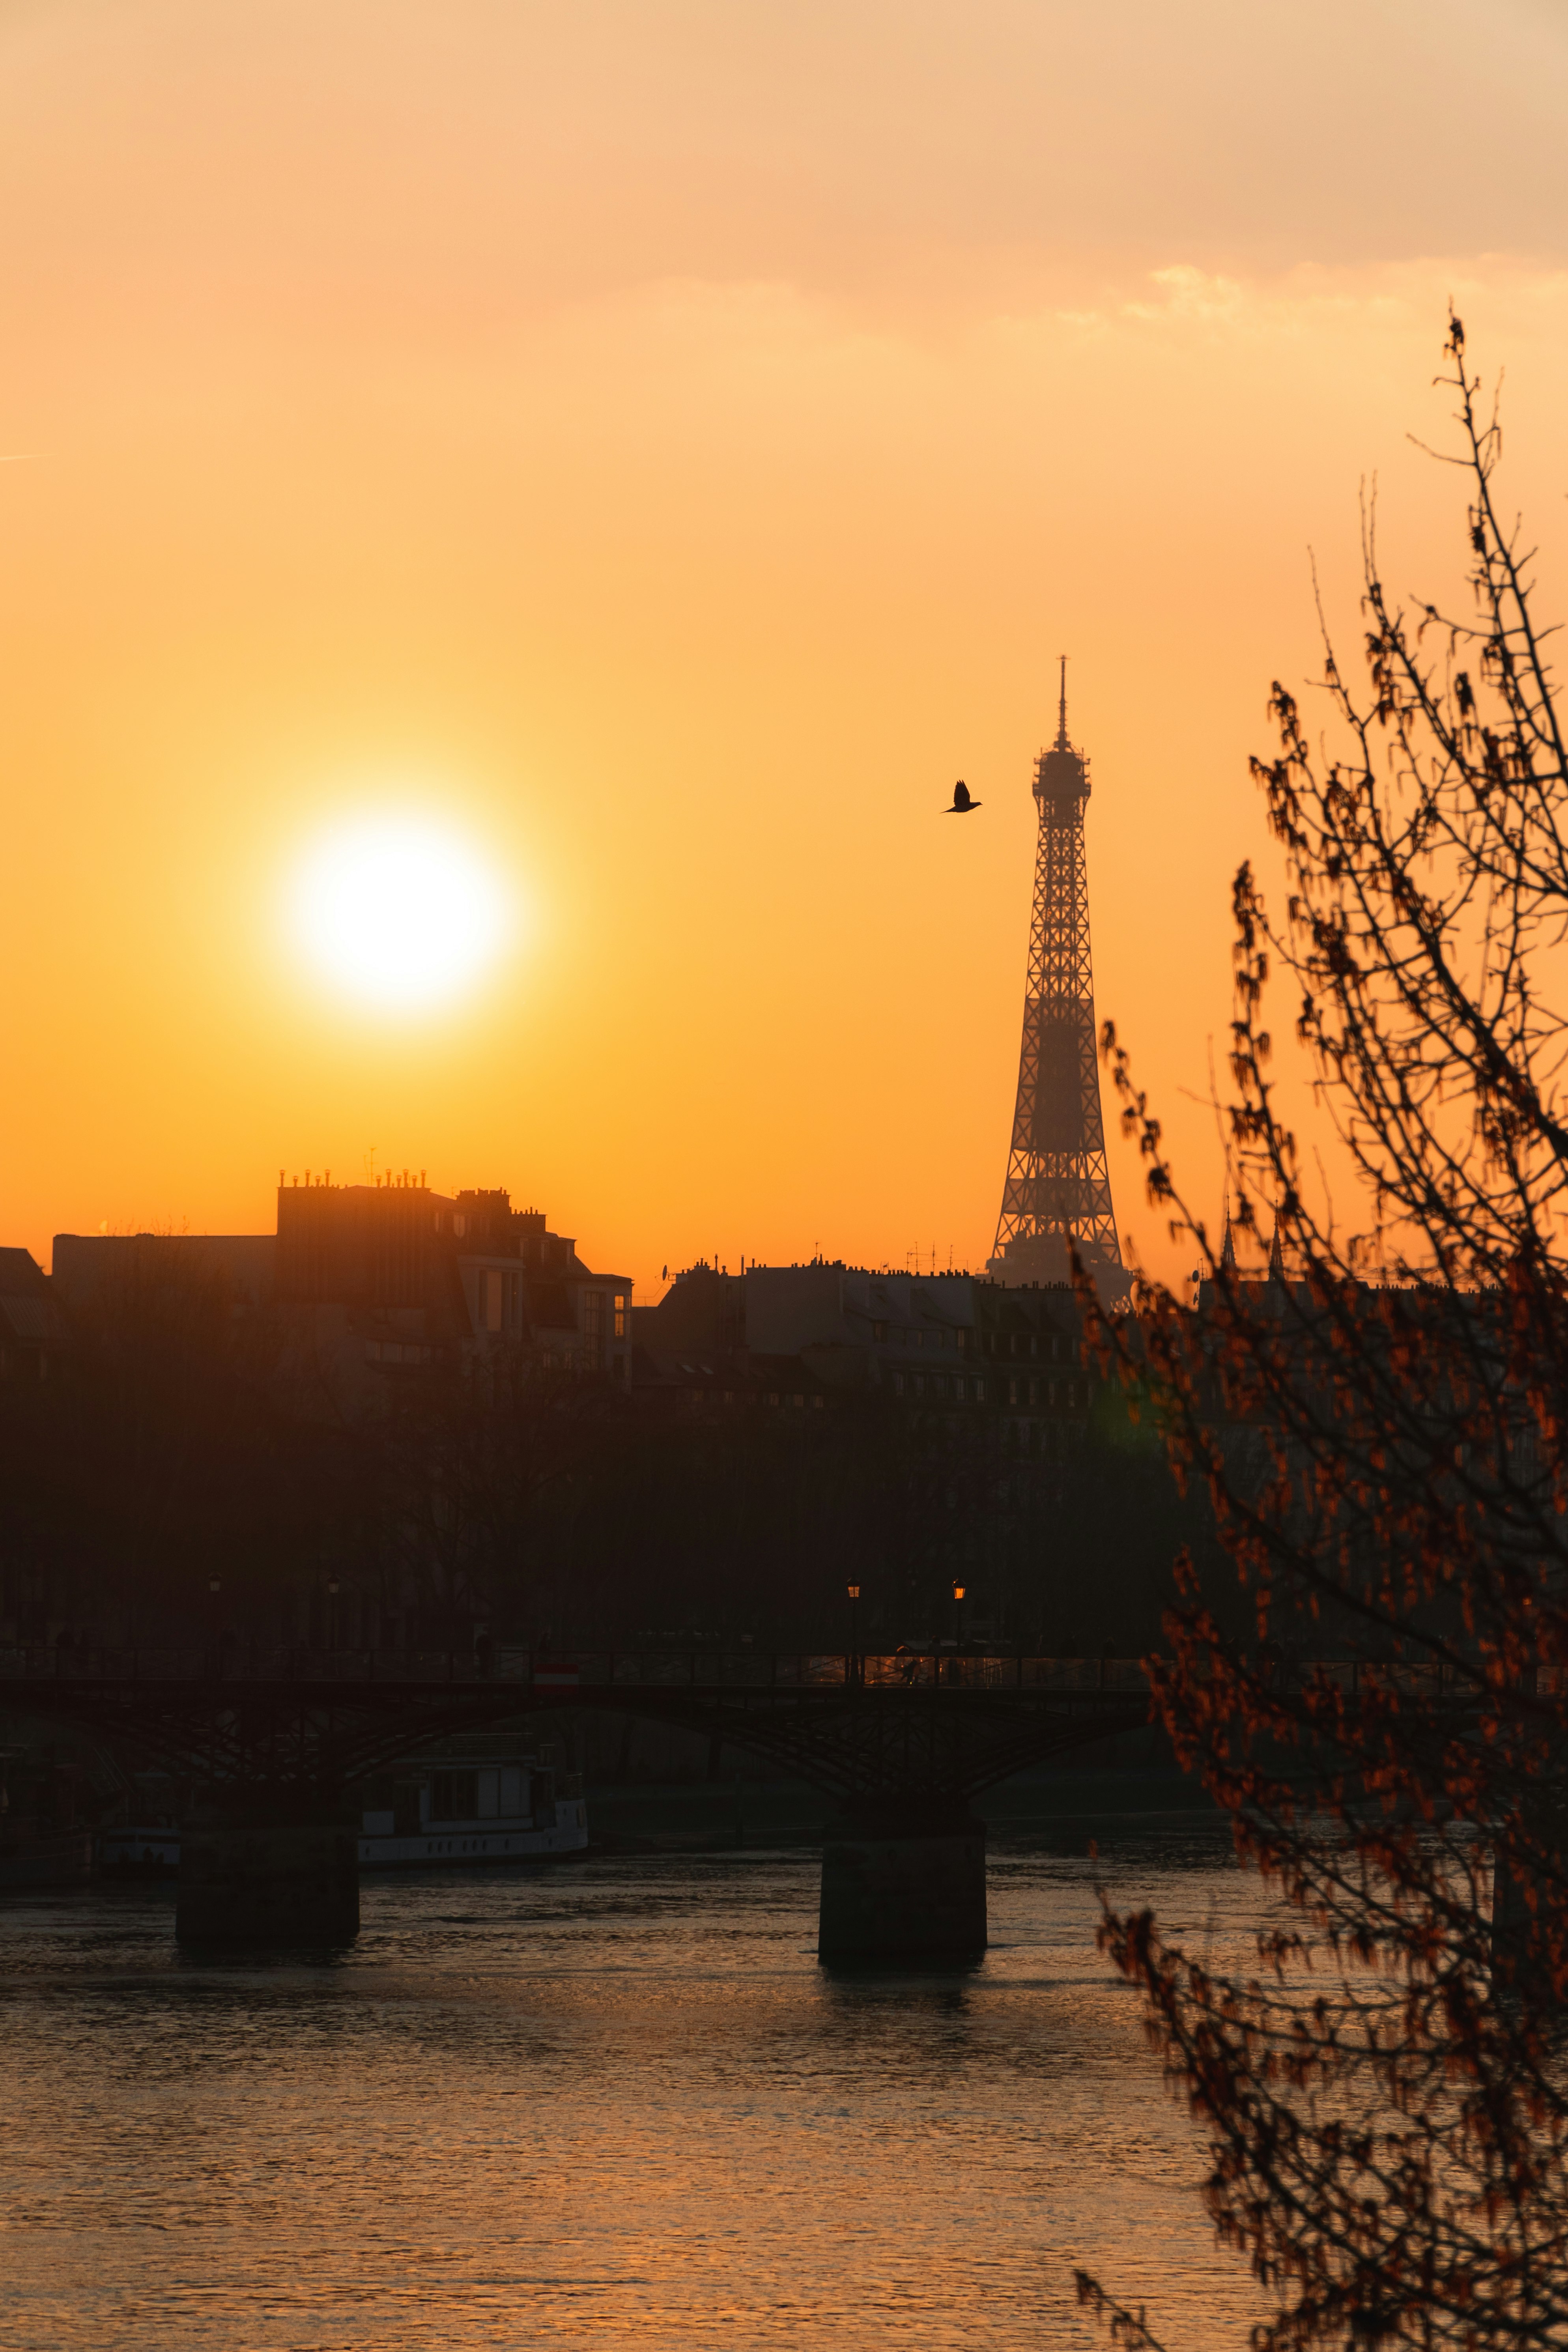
[0, 1823, 1268, 2349]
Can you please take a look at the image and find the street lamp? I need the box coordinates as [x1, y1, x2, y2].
[847, 1582, 861, 1681]
[951, 1581, 966, 1652]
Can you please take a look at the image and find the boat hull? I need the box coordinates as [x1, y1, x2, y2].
[97, 1815, 590, 1876]
[358, 1818, 589, 1868]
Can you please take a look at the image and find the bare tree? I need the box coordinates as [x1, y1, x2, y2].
[1078, 318, 1568, 2352]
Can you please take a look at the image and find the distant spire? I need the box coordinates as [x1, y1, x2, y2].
[1055, 654, 1070, 752]
[1219, 1194, 1237, 1273]
[1268, 1217, 1285, 1283]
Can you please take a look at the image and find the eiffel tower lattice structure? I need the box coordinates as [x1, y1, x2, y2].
[989, 659, 1124, 1293]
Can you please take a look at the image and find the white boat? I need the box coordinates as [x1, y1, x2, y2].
[99, 1825, 179, 1876]
[96, 1748, 588, 1876]
[357, 1748, 589, 1868]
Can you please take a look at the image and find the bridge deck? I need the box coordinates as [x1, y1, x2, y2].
[0, 1648, 1164, 1803]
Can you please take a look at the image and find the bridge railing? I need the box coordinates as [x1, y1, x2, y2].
[0, 1646, 526, 1684]
[0, 1644, 1155, 1692]
[0, 1646, 1520, 1697]
[0, 1647, 1506, 1698]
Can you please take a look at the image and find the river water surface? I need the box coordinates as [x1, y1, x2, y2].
[1, 1820, 1268, 2350]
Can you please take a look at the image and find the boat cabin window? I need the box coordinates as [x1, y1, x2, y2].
[431, 1769, 479, 1821]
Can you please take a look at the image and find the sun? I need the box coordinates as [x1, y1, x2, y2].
[288, 813, 513, 1012]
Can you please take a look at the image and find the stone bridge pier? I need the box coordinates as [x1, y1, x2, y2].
[178, 1794, 360, 1946]
[818, 1799, 987, 1961]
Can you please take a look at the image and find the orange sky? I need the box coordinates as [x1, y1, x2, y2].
[4, 0, 1568, 1294]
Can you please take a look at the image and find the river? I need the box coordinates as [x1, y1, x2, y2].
[0, 1816, 1268, 2349]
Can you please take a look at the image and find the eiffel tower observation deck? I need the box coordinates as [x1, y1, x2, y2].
[988, 662, 1127, 1303]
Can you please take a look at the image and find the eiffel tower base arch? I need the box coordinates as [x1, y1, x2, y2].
[817, 1801, 987, 1962]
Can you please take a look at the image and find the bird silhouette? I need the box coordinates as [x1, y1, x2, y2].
[947, 781, 981, 815]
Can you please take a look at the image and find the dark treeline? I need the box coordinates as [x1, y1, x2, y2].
[0, 1251, 1213, 1659]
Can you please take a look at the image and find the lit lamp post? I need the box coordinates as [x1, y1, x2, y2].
[951, 1580, 966, 1663]
[847, 1582, 861, 1685]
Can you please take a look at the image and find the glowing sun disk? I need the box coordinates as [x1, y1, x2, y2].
[288, 814, 512, 1011]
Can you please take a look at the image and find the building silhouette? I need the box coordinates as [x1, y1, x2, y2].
[49, 1179, 634, 1394]
[988, 662, 1125, 1299]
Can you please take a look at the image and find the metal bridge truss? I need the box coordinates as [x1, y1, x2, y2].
[0, 1650, 1152, 1808]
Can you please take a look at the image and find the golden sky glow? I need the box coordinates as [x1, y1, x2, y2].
[5, 2, 1568, 1289]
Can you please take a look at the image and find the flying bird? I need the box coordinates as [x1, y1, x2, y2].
[946, 781, 981, 815]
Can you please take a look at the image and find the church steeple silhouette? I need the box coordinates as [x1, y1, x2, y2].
[1219, 1195, 1237, 1273]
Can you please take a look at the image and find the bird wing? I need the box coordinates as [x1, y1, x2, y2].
[953, 781, 970, 809]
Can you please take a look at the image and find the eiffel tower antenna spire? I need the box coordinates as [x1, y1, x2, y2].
[988, 661, 1123, 1295]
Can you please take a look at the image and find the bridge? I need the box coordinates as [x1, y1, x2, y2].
[0, 1646, 1154, 1958]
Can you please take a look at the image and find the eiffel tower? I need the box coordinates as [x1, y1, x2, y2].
[988, 661, 1125, 1295]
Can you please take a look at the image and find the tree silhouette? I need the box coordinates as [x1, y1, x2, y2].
[1079, 319, 1568, 2352]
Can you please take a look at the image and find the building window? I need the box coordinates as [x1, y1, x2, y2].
[583, 1289, 606, 1368]
[872, 1319, 887, 1342]
[892, 1372, 905, 1397]
[483, 1270, 504, 1332]
[913, 1374, 925, 1398]
[1007, 1378, 1019, 1405]
[453, 1214, 467, 1239]
[934, 1374, 947, 1398]
[613, 1293, 628, 1340]
[974, 1379, 987, 1403]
